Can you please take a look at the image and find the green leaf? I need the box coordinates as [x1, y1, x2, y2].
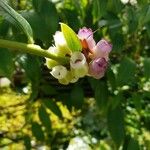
[95, 81, 108, 112]
[24, 0, 58, 43]
[18, 55, 41, 82]
[42, 99, 62, 118]
[138, 4, 150, 26]
[110, 33, 124, 52]
[107, 0, 123, 14]
[117, 57, 136, 86]
[110, 92, 124, 110]
[40, 84, 57, 96]
[0, 1, 33, 43]
[0, 20, 9, 37]
[107, 67, 116, 91]
[70, 85, 84, 109]
[0, 48, 14, 78]
[143, 57, 150, 79]
[88, 77, 100, 91]
[23, 135, 31, 150]
[18, 54, 41, 100]
[38, 105, 51, 131]
[127, 7, 138, 33]
[31, 122, 45, 141]
[92, 0, 108, 23]
[127, 137, 140, 150]
[60, 23, 82, 52]
[40, 0, 58, 35]
[107, 106, 125, 148]
[132, 94, 142, 112]
[32, 0, 43, 12]
[146, 22, 150, 38]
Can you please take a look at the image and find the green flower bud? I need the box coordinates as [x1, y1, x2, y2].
[70, 74, 79, 83]
[58, 71, 72, 85]
[45, 58, 59, 69]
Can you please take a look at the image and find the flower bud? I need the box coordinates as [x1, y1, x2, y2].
[78, 27, 96, 50]
[45, 47, 59, 69]
[50, 65, 67, 79]
[70, 52, 88, 77]
[45, 58, 59, 69]
[92, 39, 112, 60]
[58, 71, 72, 85]
[53, 31, 71, 56]
[70, 75, 79, 83]
[89, 58, 108, 79]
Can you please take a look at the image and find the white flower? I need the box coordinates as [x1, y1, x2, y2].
[70, 52, 87, 69]
[67, 137, 92, 150]
[47, 46, 59, 55]
[120, 0, 129, 4]
[70, 52, 88, 78]
[50, 65, 67, 79]
[45, 46, 60, 69]
[53, 31, 71, 55]
[130, 0, 137, 5]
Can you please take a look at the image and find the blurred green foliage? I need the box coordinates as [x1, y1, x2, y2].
[0, 0, 150, 149]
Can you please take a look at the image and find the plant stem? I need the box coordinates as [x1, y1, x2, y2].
[0, 39, 69, 64]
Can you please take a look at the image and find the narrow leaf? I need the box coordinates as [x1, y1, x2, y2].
[127, 137, 140, 150]
[31, 122, 45, 141]
[117, 57, 136, 86]
[107, 106, 125, 148]
[107, 67, 116, 91]
[70, 85, 84, 109]
[143, 57, 150, 79]
[92, 0, 108, 23]
[38, 105, 51, 131]
[0, 48, 14, 78]
[60, 23, 82, 52]
[42, 99, 62, 118]
[95, 81, 109, 112]
[0, 1, 33, 43]
[23, 135, 31, 150]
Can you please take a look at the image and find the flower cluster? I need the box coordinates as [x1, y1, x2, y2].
[46, 25, 112, 85]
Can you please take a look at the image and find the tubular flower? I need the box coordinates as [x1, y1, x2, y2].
[78, 27, 96, 50]
[45, 23, 112, 85]
[92, 39, 112, 60]
[89, 58, 108, 79]
[50, 65, 67, 79]
[70, 52, 88, 78]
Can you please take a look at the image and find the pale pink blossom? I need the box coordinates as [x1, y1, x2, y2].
[92, 39, 112, 60]
[89, 58, 108, 79]
[78, 27, 96, 50]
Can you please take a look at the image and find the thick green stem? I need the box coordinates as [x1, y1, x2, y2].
[0, 39, 69, 64]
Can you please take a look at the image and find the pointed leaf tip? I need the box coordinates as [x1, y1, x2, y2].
[60, 23, 82, 52]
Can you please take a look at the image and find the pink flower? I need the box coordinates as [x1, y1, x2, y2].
[78, 27, 96, 50]
[92, 39, 112, 60]
[89, 58, 108, 79]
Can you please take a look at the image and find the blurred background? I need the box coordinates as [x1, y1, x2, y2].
[0, 0, 150, 149]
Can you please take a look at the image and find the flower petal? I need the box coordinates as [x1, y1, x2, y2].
[89, 58, 108, 79]
[92, 39, 112, 60]
[70, 52, 88, 77]
[78, 27, 96, 50]
[50, 65, 67, 79]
